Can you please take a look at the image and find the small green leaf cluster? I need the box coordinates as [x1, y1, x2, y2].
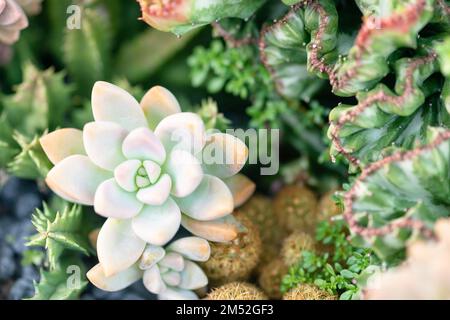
[281, 220, 379, 300]
[188, 39, 289, 128]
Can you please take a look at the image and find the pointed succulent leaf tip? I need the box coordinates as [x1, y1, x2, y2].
[97, 218, 146, 277]
[87, 263, 143, 292]
[202, 133, 248, 178]
[154, 112, 205, 154]
[136, 173, 172, 205]
[131, 197, 181, 245]
[122, 127, 166, 164]
[159, 252, 185, 272]
[140, 85, 182, 130]
[178, 261, 208, 290]
[139, 245, 166, 270]
[94, 178, 144, 219]
[223, 174, 256, 208]
[39, 128, 86, 165]
[157, 287, 198, 300]
[165, 149, 202, 197]
[46, 155, 111, 205]
[91, 81, 147, 131]
[175, 174, 234, 221]
[143, 265, 167, 294]
[0, 0, 28, 45]
[83, 121, 128, 171]
[180, 214, 240, 243]
[167, 237, 210, 262]
[114, 159, 142, 192]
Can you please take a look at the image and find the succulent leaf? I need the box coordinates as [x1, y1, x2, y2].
[27, 203, 93, 270]
[137, 0, 267, 35]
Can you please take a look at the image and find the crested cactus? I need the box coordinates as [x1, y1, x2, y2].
[342, 127, 450, 262]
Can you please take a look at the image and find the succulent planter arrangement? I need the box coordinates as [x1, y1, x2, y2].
[0, 0, 449, 300]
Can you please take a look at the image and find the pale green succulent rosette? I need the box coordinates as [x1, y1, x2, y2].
[39, 81, 255, 295]
[343, 128, 450, 263]
[87, 237, 210, 299]
[138, 0, 266, 35]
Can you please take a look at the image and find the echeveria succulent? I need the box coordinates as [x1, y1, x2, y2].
[40, 81, 253, 277]
[137, 0, 266, 35]
[0, 0, 28, 45]
[87, 237, 210, 300]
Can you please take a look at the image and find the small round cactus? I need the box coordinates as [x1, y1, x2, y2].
[273, 185, 318, 234]
[281, 231, 315, 267]
[206, 282, 267, 300]
[235, 194, 285, 272]
[317, 189, 341, 222]
[200, 215, 261, 286]
[283, 284, 336, 300]
[258, 259, 288, 299]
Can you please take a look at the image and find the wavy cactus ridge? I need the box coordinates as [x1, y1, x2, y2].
[328, 49, 441, 166]
[342, 128, 450, 259]
[258, 0, 435, 102]
[331, 0, 434, 96]
[258, 0, 334, 100]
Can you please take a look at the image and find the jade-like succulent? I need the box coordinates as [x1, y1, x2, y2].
[0, 0, 28, 45]
[137, 0, 266, 35]
[87, 237, 210, 300]
[363, 219, 450, 299]
[40, 81, 253, 278]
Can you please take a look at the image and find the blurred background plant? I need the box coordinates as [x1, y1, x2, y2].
[1, 0, 449, 300]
